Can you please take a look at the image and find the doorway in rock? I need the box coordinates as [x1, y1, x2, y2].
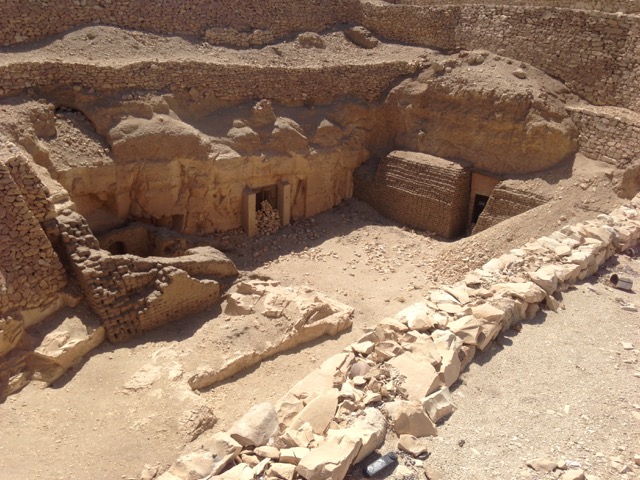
[471, 194, 489, 224]
[255, 185, 278, 211]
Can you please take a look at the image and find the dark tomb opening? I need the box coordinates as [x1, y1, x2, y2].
[471, 194, 489, 224]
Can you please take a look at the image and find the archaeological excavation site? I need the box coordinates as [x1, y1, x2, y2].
[1, 0, 640, 479]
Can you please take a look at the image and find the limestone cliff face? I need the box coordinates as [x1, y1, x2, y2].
[387, 55, 578, 175]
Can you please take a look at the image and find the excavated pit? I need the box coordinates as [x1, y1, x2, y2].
[1, 3, 639, 480]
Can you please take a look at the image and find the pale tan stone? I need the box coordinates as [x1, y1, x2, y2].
[383, 400, 437, 437]
[490, 282, 546, 304]
[296, 437, 361, 480]
[388, 352, 441, 400]
[398, 434, 429, 456]
[279, 447, 310, 465]
[422, 387, 457, 423]
[254, 446, 280, 460]
[267, 462, 297, 480]
[325, 407, 387, 464]
[446, 316, 482, 346]
[228, 402, 278, 447]
[202, 432, 243, 476]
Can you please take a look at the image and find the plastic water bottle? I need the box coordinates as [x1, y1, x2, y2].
[363, 452, 398, 478]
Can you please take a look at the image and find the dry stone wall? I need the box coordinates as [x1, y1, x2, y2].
[0, 61, 417, 105]
[473, 184, 549, 234]
[354, 151, 471, 238]
[568, 105, 640, 167]
[0, 157, 66, 316]
[389, 0, 640, 14]
[0, 0, 360, 48]
[157, 194, 640, 480]
[361, 3, 640, 112]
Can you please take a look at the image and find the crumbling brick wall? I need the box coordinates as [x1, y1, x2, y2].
[473, 183, 549, 234]
[51, 211, 223, 343]
[355, 151, 471, 238]
[388, 0, 640, 14]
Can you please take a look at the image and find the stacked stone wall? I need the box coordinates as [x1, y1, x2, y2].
[473, 184, 548, 234]
[389, 0, 640, 14]
[0, 160, 66, 316]
[0, 61, 417, 105]
[355, 151, 471, 238]
[0, 0, 361, 48]
[361, 3, 640, 112]
[568, 105, 640, 167]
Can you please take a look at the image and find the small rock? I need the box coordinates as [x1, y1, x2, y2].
[622, 342, 634, 350]
[526, 457, 558, 473]
[398, 434, 429, 456]
[560, 469, 585, 480]
[268, 462, 297, 480]
[513, 68, 527, 79]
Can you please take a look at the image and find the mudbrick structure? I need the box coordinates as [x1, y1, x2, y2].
[0, 0, 639, 479]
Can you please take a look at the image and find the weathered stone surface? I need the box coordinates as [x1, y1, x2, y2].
[228, 402, 278, 447]
[279, 447, 310, 465]
[296, 437, 361, 480]
[383, 400, 437, 437]
[529, 266, 559, 294]
[268, 462, 297, 480]
[398, 434, 429, 456]
[326, 408, 387, 464]
[167, 450, 216, 480]
[491, 282, 547, 304]
[0, 316, 23, 357]
[526, 457, 558, 473]
[560, 469, 586, 480]
[202, 432, 243, 476]
[394, 303, 434, 331]
[288, 389, 339, 435]
[34, 315, 105, 369]
[422, 388, 456, 423]
[432, 330, 463, 388]
[388, 352, 441, 400]
[446, 316, 482, 346]
[254, 446, 280, 460]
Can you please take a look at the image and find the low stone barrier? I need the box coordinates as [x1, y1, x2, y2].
[155, 193, 640, 480]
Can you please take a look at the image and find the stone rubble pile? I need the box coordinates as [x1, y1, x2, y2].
[155, 194, 640, 480]
[257, 201, 281, 236]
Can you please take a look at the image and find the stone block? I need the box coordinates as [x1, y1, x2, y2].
[228, 402, 278, 447]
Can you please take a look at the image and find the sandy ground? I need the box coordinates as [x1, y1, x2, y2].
[0, 191, 637, 480]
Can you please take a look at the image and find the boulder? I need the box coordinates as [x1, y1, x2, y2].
[228, 402, 278, 447]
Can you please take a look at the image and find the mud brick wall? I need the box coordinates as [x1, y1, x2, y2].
[0, 62, 418, 105]
[52, 211, 220, 343]
[568, 106, 640, 168]
[0, 161, 66, 316]
[355, 151, 471, 238]
[473, 183, 549, 234]
[361, 3, 640, 113]
[0, 0, 360, 48]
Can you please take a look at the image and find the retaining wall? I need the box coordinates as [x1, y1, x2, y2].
[388, 0, 640, 14]
[568, 105, 640, 167]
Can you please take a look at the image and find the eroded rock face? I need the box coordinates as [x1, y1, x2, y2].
[387, 53, 578, 175]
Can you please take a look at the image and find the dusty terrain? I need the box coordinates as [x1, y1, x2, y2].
[1, 186, 637, 480]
